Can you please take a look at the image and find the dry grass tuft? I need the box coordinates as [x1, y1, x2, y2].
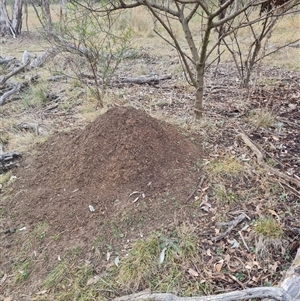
[249, 109, 276, 129]
[254, 217, 287, 260]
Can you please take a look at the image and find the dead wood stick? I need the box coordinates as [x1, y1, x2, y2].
[278, 180, 300, 199]
[119, 74, 172, 85]
[0, 84, 21, 106]
[214, 213, 248, 242]
[16, 122, 47, 136]
[113, 287, 292, 301]
[227, 273, 246, 289]
[237, 132, 300, 189]
[30, 47, 59, 68]
[185, 176, 205, 203]
[0, 60, 30, 85]
[0, 57, 16, 65]
[279, 247, 300, 300]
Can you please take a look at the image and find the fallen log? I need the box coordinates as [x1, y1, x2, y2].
[0, 60, 30, 85]
[119, 74, 172, 85]
[113, 287, 292, 301]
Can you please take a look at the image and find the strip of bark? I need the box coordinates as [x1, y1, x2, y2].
[0, 57, 16, 65]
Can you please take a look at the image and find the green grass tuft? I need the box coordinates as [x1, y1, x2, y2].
[254, 217, 284, 239]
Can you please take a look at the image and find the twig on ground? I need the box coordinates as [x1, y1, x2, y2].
[227, 273, 246, 289]
[185, 176, 205, 203]
[280, 180, 300, 199]
[238, 231, 250, 252]
[215, 213, 248, 242]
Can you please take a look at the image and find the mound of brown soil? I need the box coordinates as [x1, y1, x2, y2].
[4, 107, 201, 286]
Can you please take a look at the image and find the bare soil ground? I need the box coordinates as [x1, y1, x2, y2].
[0, 32, 299, 300]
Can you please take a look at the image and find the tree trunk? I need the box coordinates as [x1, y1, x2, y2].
[195, 18, 213, 119]
[41, 0, 52, 33]
[0, 0, 12, 36]
[59, 0, 67, 32]
[11, 0, 23, 35]
[195, 62, 204, 118]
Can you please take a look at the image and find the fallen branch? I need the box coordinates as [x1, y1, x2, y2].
[113, 287, 292, 301]
[185, 176, 205, 203]
[79, 73, 172, 87]
[0, 57, 16, 65]
[0, 84, 21, 106]
[0, 60, 30, 85]
[237, 132, 300, 188]
[30, 47, 59, 68]
[17, 122, 47, 136]
[214, 213, 249, 242]
[119, 74, 172, 85]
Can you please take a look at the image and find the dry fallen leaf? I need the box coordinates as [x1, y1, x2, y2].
[115, 256, 119, 267]
[267, 209, 280, 219]
[188, 268, 199, 277]
[214, 259, 224, 272]
[159, 248, 167, 264]
[224, 254, 231, 262]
